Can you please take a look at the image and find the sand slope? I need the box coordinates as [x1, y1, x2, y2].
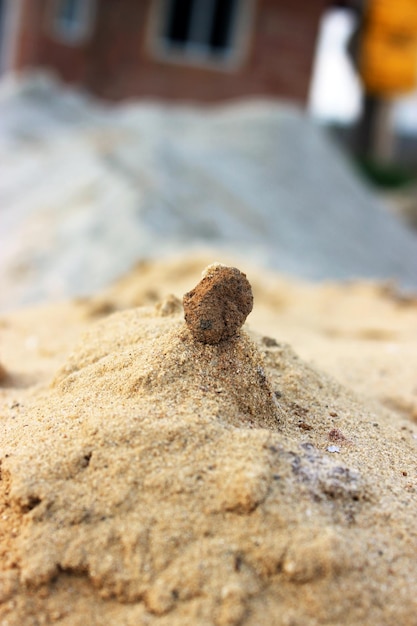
[1, 74, 417, 313]
[1, 257, 417, 625]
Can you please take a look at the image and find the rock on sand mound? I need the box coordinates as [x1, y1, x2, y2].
[1, 267, 417, 625]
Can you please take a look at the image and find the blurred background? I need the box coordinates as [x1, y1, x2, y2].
[0, 0, 416, 310]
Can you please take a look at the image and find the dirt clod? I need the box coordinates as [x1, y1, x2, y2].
[183, 264, 253, 344]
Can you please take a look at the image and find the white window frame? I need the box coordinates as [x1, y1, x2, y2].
[50, 0, 96, 45]
[148, 0, 255, 72]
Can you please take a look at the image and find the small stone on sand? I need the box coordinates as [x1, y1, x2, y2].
[183, 264, 253, 344]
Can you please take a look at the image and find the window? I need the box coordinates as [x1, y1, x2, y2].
[155, 0, 249, 66]
[51, 0, 96, 44]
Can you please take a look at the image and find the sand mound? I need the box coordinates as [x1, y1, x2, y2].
[1, 73, 417, 312]
[1, 260, 417, 625]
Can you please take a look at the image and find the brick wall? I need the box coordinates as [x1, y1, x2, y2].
[15, 0, 327, 105]
[13, 0, 44, 69]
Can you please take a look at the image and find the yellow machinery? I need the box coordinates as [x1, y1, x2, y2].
[360, 0, 417, 95]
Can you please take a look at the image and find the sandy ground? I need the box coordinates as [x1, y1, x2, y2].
[1, 253, 417, 625]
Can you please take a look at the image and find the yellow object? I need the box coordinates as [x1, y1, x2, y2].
[359, 0, 417, 95]
[367, 0, 417, 31]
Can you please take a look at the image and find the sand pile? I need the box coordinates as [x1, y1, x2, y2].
[1, 73, 417, 313]
[1, 258, 417, 625]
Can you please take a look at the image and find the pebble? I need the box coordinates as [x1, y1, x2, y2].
[183, 264, 253, 344]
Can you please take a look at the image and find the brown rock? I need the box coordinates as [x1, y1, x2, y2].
[183, 264, 253, 344]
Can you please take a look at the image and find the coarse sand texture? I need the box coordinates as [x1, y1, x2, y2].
[1, 261, 417, 625]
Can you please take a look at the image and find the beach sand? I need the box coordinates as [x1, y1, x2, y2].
[1, 254, 417, 625]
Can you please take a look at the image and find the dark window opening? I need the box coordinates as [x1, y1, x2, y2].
[165, 0, 194, 45]
[210, 0, 237, 52]
[161, 0, 239, 60]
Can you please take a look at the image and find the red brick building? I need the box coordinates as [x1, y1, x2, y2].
[0, 0, 332, 104]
